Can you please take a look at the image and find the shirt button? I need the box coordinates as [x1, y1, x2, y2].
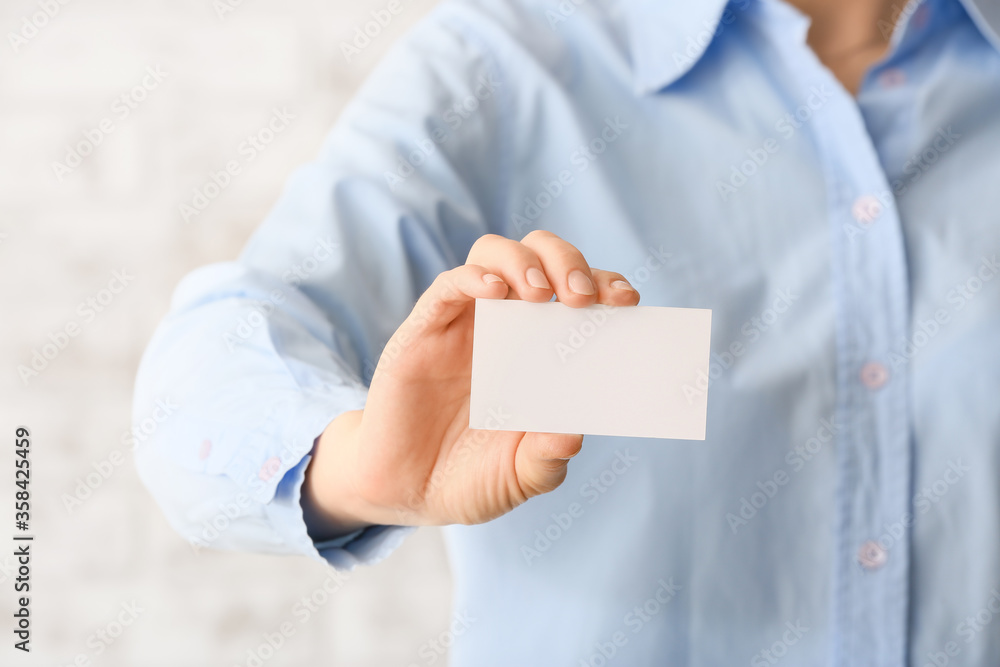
[858, 541, 888, 570]
[860, 362, 889, 389]
[852, 195, 883, 224]
[877, 68, 906, 88]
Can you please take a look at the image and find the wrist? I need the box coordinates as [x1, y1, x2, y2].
[301, 409, 373, 539]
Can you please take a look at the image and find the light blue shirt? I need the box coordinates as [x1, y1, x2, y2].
[133, 0, 1000, 663]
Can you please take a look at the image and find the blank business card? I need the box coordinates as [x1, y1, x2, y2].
[470, 300, 712, 440]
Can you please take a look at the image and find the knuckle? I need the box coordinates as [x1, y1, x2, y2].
[554, 245, 588, 267]
[527, 241, 586, 268]
[430, 270, 451, 292]
[426, 270, 459, 303]
[521, 229, 557, 244]
[470, 233, 504, 253]
[444, 264, 467, 279]
[439, 273, 461, 296]
[443, 265, 469, 283]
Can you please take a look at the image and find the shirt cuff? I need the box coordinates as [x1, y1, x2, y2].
[264, 444, 415, 570]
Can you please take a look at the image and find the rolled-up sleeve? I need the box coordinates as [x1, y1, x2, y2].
[132, 5, 511, 568]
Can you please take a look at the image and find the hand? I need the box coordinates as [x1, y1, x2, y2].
[302, 231, 640, 536]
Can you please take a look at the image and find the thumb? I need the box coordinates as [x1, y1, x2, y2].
[514, 432, 584, 499]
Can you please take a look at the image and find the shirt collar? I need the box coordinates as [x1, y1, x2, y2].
[960, 0, 1000, 52]
[622, 0, 731, 95]
[623, 0, 1000, 96]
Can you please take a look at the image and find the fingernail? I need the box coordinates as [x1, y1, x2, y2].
[568, 270, 595, 295]
[611, 280, 635, 291]
[483, 273, 504, 285]
[526, 267, 551, 290]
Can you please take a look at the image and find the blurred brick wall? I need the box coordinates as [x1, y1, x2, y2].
[0, 0, 454, 664]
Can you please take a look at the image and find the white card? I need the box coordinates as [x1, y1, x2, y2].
[470, 300, 712, 440]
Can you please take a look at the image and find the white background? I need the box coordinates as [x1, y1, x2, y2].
[0, 0, 453, 664]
